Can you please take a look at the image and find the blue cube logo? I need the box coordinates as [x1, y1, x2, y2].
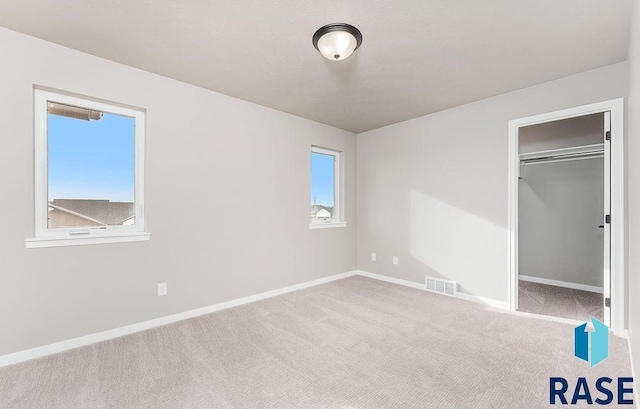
[574, 317, 609, 367]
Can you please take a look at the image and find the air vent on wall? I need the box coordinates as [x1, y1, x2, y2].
[425, 276, 457, 297]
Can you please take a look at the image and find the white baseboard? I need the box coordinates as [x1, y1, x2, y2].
[355, 270, 509, 310]
[356, 270, 429, 291]
[0, 271, 357, 368]
[456, 292, 510, 310]
[519, 275, 604, 294]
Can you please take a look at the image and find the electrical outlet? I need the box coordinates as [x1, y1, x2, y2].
[158, 283, 167, 296]
[392, 256, 398, 265]
[371, 252, 377, 261]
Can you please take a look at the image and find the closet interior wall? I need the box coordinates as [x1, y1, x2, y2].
[518, 113, 605, 289]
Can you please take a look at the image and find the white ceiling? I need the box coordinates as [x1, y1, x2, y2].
[0, 0, 633, 133]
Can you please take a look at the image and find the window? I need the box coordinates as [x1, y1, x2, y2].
[310, 146, 345, 228]
[26, 89, 148, 248]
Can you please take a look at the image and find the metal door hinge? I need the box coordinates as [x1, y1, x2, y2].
[605, 298, 611, 308]
[605, 214, 611, 224]
[606, 131, 611, 141]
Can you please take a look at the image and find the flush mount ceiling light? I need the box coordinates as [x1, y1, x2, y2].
[312, 23, 363, 61]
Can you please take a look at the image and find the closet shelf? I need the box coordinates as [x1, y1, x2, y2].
[519, 143, 604, 165]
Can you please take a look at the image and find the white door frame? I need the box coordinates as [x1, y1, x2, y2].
[507, 98, 625, 336]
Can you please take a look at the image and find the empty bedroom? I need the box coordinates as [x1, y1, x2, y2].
[1, 1, 640, 408]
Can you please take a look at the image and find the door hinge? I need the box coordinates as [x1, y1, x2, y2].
[605, 131, 611, 141]
[605, 214, 611, 224]
[605, 297, 611, 308]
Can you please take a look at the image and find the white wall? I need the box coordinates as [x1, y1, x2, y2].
[357, 62, 627, 302]
[518, 158, 604, 287]
[0, 27, 357, 356]
[626, 0, 640, 382]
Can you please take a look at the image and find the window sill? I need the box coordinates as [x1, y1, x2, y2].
[25, 232, 151, 249]
[309, 222, 347, 230]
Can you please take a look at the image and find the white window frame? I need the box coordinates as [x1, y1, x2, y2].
[310, 146, 346, 229]
[25, 89, 149, 248]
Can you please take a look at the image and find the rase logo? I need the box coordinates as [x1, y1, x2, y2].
[574, 316, 609, 367]
[549, 317, 634, 405]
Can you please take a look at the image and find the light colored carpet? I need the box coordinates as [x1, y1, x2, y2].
[518, 280, 604, 323]
[0, 276, 633, 408]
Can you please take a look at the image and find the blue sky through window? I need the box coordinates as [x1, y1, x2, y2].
[48, 111, 135, 203]
[311, 152, 334, 207]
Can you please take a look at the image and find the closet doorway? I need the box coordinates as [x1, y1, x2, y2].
[518, 113, 606, 322]
[508, 99, 625, 335]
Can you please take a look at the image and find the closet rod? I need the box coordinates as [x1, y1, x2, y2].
[521, 152, 604, 166]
